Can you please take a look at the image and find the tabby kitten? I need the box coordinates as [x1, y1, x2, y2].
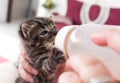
[16, 17, 66, 83]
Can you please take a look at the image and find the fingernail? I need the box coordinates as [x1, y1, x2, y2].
[91, 32, 107, 46]
[91, 32, 104, 39]
[32, 69, 38, 75]
[91, 32, 105, 42]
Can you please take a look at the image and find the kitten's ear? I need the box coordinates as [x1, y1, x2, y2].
[20, 23, 29, 38]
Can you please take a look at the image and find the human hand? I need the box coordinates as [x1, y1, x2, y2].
[18, 51, 38, 83]
[91, 29, 120, 81]
[58, 54, 116, 83]
[58, 29, 120, 83]
[91, 29, 120, 54]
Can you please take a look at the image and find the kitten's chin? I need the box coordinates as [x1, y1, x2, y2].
[45, 43, 54, 49]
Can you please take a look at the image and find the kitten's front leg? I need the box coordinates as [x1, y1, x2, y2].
[37, 48, 66, 83]
[51, 47, 66, 64]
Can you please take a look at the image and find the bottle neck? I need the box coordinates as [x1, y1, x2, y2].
[63, 27, 76, 59]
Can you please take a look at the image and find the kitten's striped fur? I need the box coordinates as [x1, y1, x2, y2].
[16, 17, 66, 83]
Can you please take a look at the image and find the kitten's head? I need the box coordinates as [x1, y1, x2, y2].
[19, 17, 57, 48]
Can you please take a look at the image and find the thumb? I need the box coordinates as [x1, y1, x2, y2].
[91, 29, 120, 54]
[58, 71, 82, 83]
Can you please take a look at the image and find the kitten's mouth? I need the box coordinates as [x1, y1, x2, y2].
[49, 35, 56, 44]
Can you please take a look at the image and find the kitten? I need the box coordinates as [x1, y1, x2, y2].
[16, 17, 66, 83]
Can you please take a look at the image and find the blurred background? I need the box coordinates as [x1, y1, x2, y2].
[0, 0, 39, 38]
[1, 0, 120, 38]
[0, 0, 39, 22]
[0, 0, 68, 38]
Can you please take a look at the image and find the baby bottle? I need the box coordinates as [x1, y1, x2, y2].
[55, 24, 120, 78]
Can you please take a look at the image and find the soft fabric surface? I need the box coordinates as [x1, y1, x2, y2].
[0, 62, 19, 83]
[0, 34, 19, 82]
[56, 0, 120, 30]
[0, 34, 20, 62]
[0, 52, 18, 83]
[0, 56, 8, 63]
[66, 0, 120, 25]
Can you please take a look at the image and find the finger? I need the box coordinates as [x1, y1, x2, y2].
[58, 71, 83, 83]
[91, 29, 120, 54]
[56, 64, 65, 78]
[66, 55, 113, 82]
[18, 64, 34, 83]
[21, 51, 33, 64]
[19, 55, 38, 75]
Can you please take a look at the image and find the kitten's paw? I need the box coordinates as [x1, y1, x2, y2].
[52, 48, 66, 64]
